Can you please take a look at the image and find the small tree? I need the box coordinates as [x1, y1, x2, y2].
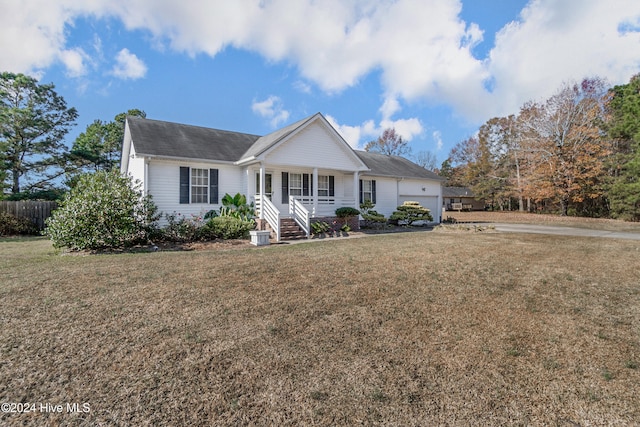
[359, 200, 386, 228]
[46, 171, 159, 250]
[70, 109, 146, 173]
[390, 201, 433, 225]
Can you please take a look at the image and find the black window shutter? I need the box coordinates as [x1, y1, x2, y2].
[372, 180, 377, 204]
[281, 172, 289, 204]
[303, 174, 309, 196]
[179, 167, 190, 204]
[329, 176, 335, 197]
[359, 179, 363, 204]
[209, 169, 219, 204]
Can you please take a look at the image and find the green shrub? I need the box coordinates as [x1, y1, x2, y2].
[389, 201, 433, 225]
[45, 171, 160, 250]
[0, 211, 39, 236]
[160, 212, 203, 242]
[311, 221, 330, 235]
[359, 200, 386, 228]
[201, 216, 255, 240]
[335, 207, 360, 218]
[206, 193, 256, 221]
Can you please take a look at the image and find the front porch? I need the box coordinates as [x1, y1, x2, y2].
[254, 194, 359, 242]
[249, 164, 363, 242]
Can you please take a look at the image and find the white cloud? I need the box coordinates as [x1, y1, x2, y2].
[380, 118, 423, 142]
[432, 130, 443, 151]
[327, 110, 423, 150]
[111, 48, 147, 80]
[58, 47, 88, 77]
[292, 80, 312, 94]
[379, 97, 401, 120]
[326, 115, 363, 149]
[486, 0, 640, 117]
[0, 0, 70, 73]
[1, 0, 639, 125]
[251, 96, 290, 128]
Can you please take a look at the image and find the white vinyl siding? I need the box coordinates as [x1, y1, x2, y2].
[265, 122, 363, 171]
[147, 160, 243, 225]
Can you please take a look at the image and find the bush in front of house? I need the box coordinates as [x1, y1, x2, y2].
[0, 211, 39, 236]
[45, 171, 160, 250]
[205, 193, 256, 221]
[200, 216, 255, 240]
[389, 201, 433, 226]
[335, 207, 360, 218]
[359, 200, 386, 228]
[159, 212, 204, 242]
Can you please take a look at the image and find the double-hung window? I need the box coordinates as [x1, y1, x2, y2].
[362, 180, 373, 202]
[191, 168, 209, 204]
[289, 173, 303, 197]
[281, 172, 333, 203]
[179, 167, 219, 204]
[359, 179, 376, 204]
[318, 175, 329, 197]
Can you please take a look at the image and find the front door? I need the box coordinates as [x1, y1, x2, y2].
[256, 173, 272, 200]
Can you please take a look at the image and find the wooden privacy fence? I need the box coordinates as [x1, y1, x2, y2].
[0, 201, 58, 230]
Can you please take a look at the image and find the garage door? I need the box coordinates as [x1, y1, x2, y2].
[398, 195, 439, 222]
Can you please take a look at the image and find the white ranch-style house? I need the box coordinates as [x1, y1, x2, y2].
[121, 113, 444, 241]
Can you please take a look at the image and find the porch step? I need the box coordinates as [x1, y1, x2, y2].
[279, 218, 307, 241]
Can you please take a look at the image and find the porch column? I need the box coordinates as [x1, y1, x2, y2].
[437, 187, 443, 223]
[245, 167, 251, 205]
[259, 162, 265, 220]
[353, 171, 359, 210]
[312, 167, 318, 216]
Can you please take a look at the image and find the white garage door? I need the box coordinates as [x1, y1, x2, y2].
[398, 195, 439, 222]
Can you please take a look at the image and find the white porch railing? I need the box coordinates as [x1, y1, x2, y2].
[289, 196, 310, 238]
[255, 195, 280, 242]
[310, 197, 356, 216]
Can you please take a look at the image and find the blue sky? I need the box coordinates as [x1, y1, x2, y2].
[1, 0, 639, 165]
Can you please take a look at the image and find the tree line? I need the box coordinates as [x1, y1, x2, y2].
[2, 71, 639, 221]
[441, 75, 640, 221]
[0, 71, 145, 200]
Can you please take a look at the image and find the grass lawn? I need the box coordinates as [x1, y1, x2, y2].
[1, 233, 639, 425]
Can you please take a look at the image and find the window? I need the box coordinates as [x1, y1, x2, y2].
[289, 173, 302, 196]
[180, 167, 218, 204]
[359, 179, 376, 204]
[318, 175, 329, 197]
[362, 179, 373, 202]
[255, 173, 272, 199]
[191, 168, 209, 203]
[281, 172, 331, 203]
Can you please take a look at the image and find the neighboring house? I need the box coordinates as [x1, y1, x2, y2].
[442, 186, 486, 211]
[121, 113, 443, 240]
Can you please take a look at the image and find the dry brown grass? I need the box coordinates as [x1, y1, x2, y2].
[444, 210, 640, 232]
[1, 233, 639, 425]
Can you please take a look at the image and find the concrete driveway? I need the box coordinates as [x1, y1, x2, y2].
[493, 223, 640, 241]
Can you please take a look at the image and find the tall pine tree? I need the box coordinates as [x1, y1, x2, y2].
[607, 74, 640, 221]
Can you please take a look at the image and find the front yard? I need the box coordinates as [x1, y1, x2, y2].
[1, 233, 639, 425]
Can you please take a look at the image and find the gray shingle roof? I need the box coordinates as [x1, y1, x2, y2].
[127, 115, 443, 182]
[356, 150, 445, 181]
[442, 186, 475, 197]
[127, 116, 259, 162]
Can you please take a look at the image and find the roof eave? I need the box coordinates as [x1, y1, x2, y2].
[132, 153, 237, 165]
[360, 172, 445, 181]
